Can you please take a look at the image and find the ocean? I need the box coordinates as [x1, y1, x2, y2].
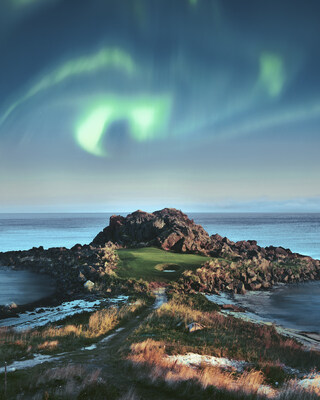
[0, 212, 320, 333]
[0, 212, 320, 258]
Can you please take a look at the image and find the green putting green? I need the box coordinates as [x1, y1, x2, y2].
[116, 247, 210, 282]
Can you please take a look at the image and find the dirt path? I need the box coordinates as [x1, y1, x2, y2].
[50, 288, 173, 399]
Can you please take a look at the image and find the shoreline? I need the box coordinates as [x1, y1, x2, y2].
[206, 288, 320, 351]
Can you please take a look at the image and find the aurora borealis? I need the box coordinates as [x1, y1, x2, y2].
[0, 0, 320, 211]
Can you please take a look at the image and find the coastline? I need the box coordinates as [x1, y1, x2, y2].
[206, 288, 320, 351]
[1, 209, 320, 350]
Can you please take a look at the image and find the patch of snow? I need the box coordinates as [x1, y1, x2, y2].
[81, 344, 97, 351]
[167, 353, 248, 372]
[0, 295, 129, 331]
[100, 333, 116, 343]
[0, 353, 63, 373]
[163, 270, 175, 273]
[115, 327, 124, 333]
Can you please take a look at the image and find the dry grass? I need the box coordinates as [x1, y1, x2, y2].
[0, 300, 146, 366]
[128, 339, 270, 398]
[128, 339, 320, 400]
[132, 295, 320, 371]
[277, 377, 320, 399]
[37, 340, 59, 350]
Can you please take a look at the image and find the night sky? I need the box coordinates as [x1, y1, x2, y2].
[1, 0, 320, 212]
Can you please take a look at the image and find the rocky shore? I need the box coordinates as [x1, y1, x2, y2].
[0, 243, 119, 318]
[0, 208, 319, 314]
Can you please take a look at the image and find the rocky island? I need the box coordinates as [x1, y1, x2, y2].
[1, 208, 319, 306]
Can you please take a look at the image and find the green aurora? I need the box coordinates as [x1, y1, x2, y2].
[75, 95, 172, 156]
[0, 0, 319, 211]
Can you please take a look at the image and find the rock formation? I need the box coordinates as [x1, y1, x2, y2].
[92, 208, 319, 264]
[0, 208, 319, 303]
[92, 208, 210, 253]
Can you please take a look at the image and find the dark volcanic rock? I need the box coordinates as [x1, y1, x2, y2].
[92, 208, 210, 254]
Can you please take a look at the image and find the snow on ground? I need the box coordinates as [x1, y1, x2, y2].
[0, 353, 64, 373]
[81, 344, 97, 351]
[100, 333, 117, 343]
[0, 295, 129, 330]
[167, 353, 249, 372]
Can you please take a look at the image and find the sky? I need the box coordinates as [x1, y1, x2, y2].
[0, 0, 320, 212]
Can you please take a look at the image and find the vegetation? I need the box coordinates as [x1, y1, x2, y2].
[129, 293, 320, 374]
[127, 339, 320, 400]
[125, 294, 320, 399]
[116, 247, 210, 281]
[1, 244, 320, 399]
[0, 298, 147, 366]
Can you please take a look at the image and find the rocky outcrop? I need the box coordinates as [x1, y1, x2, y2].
[92, 208, 319, 265]
[92, 208, 210, 254]
[179, 257, 320, 294]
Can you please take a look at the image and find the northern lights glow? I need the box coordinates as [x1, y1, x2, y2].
[75, 95, 172, 156]
[259, 52, 285, 97]
[76, 106, 113, 157]
[0, 48, 135, 126]
[0, 0, 320, 211]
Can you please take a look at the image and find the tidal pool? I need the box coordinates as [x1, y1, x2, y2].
[0, 268, 56, 306]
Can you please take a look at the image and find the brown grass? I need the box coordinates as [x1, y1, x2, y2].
[128, 339, 320, 400]
[0, 300, 146, 365]
[128, 339, 270, 398]
[37, 340, 59, 350]
[131, 296, 320, 371]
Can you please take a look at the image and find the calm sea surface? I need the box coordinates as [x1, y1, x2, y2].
[0, 212, 320, 331]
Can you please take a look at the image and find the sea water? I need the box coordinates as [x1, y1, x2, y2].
[1, 212, 319, 258]
[0, 212, 320, 331]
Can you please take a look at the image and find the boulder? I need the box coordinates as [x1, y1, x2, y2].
[6, 302, 18, 310]
[187, 322, 205, 333]
[84, 280, 95, 291]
